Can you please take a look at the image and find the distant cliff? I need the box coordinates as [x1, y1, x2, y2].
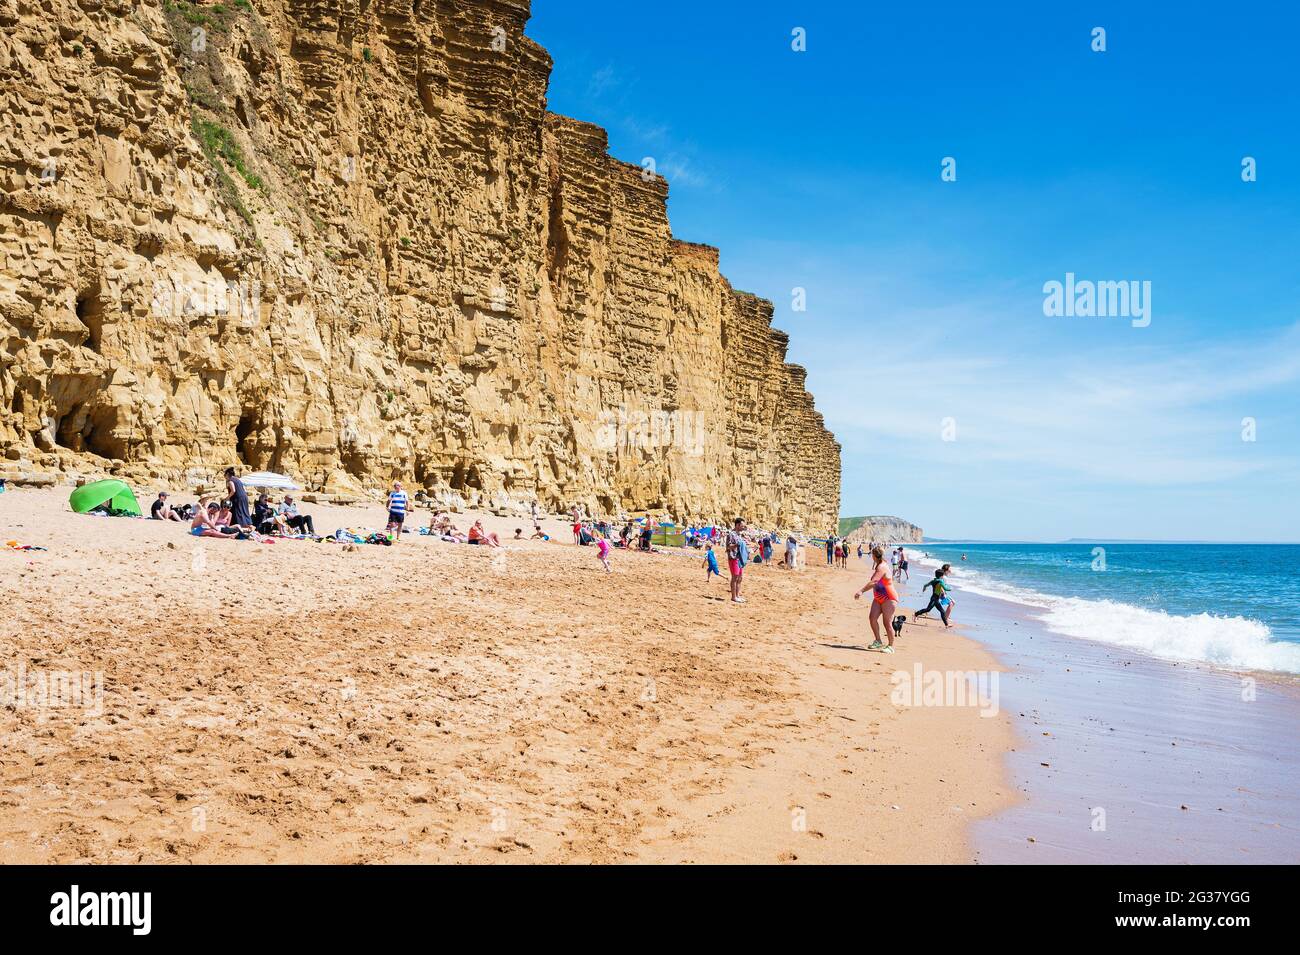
[841, 516, 923, 544]
[0, 0, 840, 528]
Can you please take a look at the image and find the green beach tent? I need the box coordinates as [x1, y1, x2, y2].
[69, 479, 142, 517]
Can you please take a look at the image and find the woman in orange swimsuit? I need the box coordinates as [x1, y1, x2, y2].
[853, 545, 899, 652]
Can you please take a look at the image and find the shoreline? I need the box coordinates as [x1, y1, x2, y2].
[1, 486, 1014, 863]
[950, 587, 1300, 863]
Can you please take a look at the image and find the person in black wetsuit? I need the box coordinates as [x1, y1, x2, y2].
[915, 568, 954, 626]
[224, 467, 253, 533]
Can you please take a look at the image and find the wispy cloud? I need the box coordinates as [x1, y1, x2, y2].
[819, 321, 1300, 489]
[586, 64, 619, 99]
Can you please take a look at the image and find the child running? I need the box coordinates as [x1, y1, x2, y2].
[596, 534, 612, 573]
[915, 569, 954, 626]
[704, 542, 720, 582]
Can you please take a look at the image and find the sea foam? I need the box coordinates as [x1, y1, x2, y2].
[911, 550, 1300, 674]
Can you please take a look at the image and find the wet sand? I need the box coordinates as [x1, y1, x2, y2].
[958, 590, 1300, 863]
[0, 486, 1013, 863]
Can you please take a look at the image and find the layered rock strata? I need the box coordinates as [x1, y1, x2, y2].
[0, 0, 840, 527]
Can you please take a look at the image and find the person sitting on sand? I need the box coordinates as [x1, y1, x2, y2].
[254, 492, 289, 536]
[513, 527, 524, 540]
[150, 491, 183, 521]
[190, 498, 230, 539]
[427, 512, 467, 541]
[853, 545, 900, 652]
[279, 495, 315, 536]
[467, 520, 501, 547]
[211, 501, 244, 537]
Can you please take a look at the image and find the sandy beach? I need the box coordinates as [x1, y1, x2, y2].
[0, 485, 1014, 864]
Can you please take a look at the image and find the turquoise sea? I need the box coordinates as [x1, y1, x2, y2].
[911, 542, 1300, 674]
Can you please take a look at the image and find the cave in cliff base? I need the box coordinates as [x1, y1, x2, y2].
[0, 0, 839, 529]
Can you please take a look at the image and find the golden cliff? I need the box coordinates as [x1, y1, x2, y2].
[0, 0, 840, 527]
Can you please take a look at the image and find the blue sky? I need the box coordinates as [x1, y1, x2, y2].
[526, 0, 1300, 542]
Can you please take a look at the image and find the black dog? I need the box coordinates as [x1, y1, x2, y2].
[891, 615, 906, 639]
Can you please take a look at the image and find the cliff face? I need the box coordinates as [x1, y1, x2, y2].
[0, 0, 840, 527]
[844, 516, 923, 545]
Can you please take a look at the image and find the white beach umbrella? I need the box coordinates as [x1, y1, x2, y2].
[241, 471, 302, 490]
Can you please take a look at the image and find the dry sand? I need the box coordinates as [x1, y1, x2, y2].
[0, 485, 1015, 863]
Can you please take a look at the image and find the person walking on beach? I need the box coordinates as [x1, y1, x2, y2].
[826, 535, 835, 566]
[897, 548, 910, 582]
[785, 534, 797, 569]
[704, 542, 720, 583]
[596, 534, 612, 573]
[853, 545, 900, 652]
[386, 481, 408, 540]
[726, 517, 749, 603]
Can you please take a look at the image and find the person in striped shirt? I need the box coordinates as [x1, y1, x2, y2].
[386, 481, 408, 540]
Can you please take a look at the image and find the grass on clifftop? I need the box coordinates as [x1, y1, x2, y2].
[838, 516, 867, 536]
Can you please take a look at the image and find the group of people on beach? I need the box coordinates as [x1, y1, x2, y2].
[841, 544, 957, 651]
[141, 467, 958, 656]
[166, 467, 318, 543]
[147, 471, 951, 640]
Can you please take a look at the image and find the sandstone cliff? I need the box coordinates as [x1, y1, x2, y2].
[843, 516, 923, 545]
[0, 0, 840, 527]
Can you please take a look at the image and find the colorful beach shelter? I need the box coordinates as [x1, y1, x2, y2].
[68, 479, 142, 516]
